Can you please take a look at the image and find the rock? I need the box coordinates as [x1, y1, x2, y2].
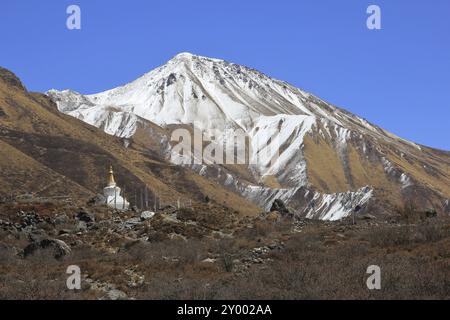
[270, 199, 290, 216]
[106, 289, 128, 300]
[77, 209, 95, 223]
[0, 219, 16, 232]
[202, 258, 216, 263]
[124, 269, 145, 288]
[87, 194, 106, 206]
[18, 211, 43, 228]
[140, 211, 155, 221]
[27, 229, 47, 242]
[168, 233, 187, 242]
[58, 229, 72, 235]
[76, 221, 88, 232]
[425, 209, 437, 218]
[23, 239, 71, 259]
[54, 214, 69, 225]
[122, 218, 141, 229]
[360, 214, 376, 220]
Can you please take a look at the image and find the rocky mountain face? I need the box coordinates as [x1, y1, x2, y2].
[46, 53, 450, 220]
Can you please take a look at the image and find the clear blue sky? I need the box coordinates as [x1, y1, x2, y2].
[1, 0, 449, 150]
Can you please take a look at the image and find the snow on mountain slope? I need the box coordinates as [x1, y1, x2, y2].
[48, 53, 381, 181]
[47, 52, 450, 219]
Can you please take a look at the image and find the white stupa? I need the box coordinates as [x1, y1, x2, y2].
[104, 166, 129, 210]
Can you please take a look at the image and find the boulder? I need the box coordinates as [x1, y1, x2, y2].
[270, 199, 290, 216]
[54, 214, 69, 225]
[58, 229, 72, 235]
[106, 289, 128, 300]
[18, 211, 43, 228]
[23, 239, 71, 259]
[76, 209, 95, 223]
[140, 211, 155, 221]
[122, 218, 141, 229]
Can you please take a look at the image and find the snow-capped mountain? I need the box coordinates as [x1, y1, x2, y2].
[47, 52, 450, 220]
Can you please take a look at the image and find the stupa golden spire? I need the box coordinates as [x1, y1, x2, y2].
[108, 165, 116, 186]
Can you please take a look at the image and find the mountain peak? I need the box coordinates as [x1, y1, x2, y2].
[0, 67, 27, 91]
[173, 52, 195, 59]
[46, 55, 450, 220]
[169, 52, 224, 64]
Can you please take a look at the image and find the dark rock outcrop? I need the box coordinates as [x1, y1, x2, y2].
[77, 208, 95, 223]
[23, 239, 71, 259]
[270, 199, 290, 216]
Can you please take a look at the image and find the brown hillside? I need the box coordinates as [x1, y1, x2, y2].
[0, 67, 260, 216]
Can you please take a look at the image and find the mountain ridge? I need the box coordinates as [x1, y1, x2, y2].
[46, 53, 450, 219]
[4, 52, 449, 220]
[0, 67, 260, 216]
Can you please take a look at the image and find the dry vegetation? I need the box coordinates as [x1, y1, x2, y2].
[0, 200, 448, 300]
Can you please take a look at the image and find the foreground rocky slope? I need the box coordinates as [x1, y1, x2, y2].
[48, 53, 450, 219]
[0, 200, 448, 299]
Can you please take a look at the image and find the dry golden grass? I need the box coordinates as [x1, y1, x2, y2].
[304, 135, 350, 192]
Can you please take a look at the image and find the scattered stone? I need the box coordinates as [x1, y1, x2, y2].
[124, 217, 141, 228]
[124, 268, 145, 288]
[87, 278, 128, 300]
[0, 219, 17, 232]
[107, 289, 128, 300]
[17, 211, 43, 229]
[140, 211, 155, 221]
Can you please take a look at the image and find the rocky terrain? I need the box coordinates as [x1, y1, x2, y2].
[0, 198, 449, 299]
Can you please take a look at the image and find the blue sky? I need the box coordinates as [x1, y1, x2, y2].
[1, 0, 449, 150]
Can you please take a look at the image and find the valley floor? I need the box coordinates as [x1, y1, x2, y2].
[0, 201, 449, 300]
